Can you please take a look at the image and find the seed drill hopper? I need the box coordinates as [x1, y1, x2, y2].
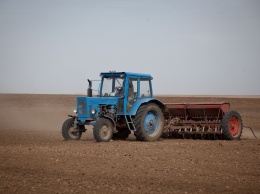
[163, 102, 242, 140]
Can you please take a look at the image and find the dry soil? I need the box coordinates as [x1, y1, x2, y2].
[0, 94, 259, 194]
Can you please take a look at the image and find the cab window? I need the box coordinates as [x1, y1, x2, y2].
[140, 79, 151, 98]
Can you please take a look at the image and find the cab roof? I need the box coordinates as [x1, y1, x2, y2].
[100, 72, 153, 79]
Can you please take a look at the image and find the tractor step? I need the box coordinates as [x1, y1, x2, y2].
[124, 115, 136, 132]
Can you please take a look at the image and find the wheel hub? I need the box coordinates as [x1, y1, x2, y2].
[69, 126, 77, 135]
[228, 117, 239, 136]
[100, 125, 108, 136]
[149, 120, 154, 127]
[144, 111, 159, 135]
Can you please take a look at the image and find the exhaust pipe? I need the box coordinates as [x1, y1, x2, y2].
[87, 79, 92, 97]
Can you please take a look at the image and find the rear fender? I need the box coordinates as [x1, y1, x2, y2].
[130, 98, 166, 116]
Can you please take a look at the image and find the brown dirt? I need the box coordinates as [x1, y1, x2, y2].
[0, 94, 260, 194]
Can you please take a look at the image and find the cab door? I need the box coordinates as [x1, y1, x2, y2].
[126, 77, 138, 113]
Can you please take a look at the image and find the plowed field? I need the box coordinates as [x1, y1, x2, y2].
[0, 94, 259, 194]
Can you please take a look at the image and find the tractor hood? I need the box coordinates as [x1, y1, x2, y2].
[76, 96, 118, 123]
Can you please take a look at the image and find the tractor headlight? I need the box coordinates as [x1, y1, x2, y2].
[91, 109, 96, 115]
[73, 108, 77, 114]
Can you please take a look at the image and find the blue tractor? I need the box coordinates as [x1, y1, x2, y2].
[62, 72, 165, 142]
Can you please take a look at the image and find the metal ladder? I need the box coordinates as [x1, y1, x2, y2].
[124, 115, 136, 131]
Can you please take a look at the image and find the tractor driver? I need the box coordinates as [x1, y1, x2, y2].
[115, 78, 125, 97]
[115, 86, 124, 96]
[115, 79, 134, 98]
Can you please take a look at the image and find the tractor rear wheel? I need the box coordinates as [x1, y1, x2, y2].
[134, 103, 164, 141]
[62, 118, 83, 140]
[221, 110, 243, 140]
[93, 118, 113, 142]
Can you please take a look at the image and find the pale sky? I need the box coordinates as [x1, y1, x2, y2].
[0, 0, 260, 95]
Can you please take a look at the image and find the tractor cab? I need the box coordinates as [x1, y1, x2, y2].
[99, 72, 153, 114]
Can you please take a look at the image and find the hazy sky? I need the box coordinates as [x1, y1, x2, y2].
[0, 0, 259, 95]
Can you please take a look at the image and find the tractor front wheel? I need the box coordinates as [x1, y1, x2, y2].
[62, 118, 83, 140]
[221, 110, 243, 140]
[93, 118, 113, 142]
[134, 103, 164, 141]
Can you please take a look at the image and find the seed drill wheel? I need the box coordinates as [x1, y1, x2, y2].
[93, 118, 113, 142]
[134, 103, 164, 141]
[221, 110, 243, 140]
[62, 118, 83, 140]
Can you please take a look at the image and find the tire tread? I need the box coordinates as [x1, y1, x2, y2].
[221, 110, 243, 140]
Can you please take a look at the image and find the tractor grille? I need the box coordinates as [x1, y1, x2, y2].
[77, 99, 86, 114]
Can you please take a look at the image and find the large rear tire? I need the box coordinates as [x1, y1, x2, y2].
[93, 118, 113, 142]
[134, 103, 164, 141]
[221, 110, 243, 140]
[62, 118, 83, 140]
